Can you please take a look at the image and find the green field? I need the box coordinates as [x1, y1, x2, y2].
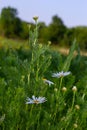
[0, 24, 87, 130]
[0, 36, 29, 49]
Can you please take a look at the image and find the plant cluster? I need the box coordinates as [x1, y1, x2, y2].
[0, 17, 87, 130]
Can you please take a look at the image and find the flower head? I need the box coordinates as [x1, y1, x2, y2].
[43, 78, 54, 86]
[52, 71, 71, 78]
[33, 16, 38, 22]
[26, 95, 47, 104]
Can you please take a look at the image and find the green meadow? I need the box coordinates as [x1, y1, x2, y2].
[0, 36, 29, 49]
[0, 19, 87, 130]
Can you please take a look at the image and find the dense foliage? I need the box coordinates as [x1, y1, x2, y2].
[0, 18, 87, 130]
[0, 7, 29, 39]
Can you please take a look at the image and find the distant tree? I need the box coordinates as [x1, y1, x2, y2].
[63, 26, 87, 49]
[62, 28, 75, 47]
[13, 17, 22, 36]
[47, 15, 67, 44]
[74, 26, 87, 49]
[38, 22, 46, 29]
[0, 17, 2, 34]
[19, 21, 29, 39]
[38, 22, 49, 43]
[39, 26, 50, 43]
[0, 6, 22, 37]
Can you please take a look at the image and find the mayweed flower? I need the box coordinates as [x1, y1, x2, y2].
[52, 71, 71, 78]
[26, 95, 47, 104]
[43, 78, 54, 86]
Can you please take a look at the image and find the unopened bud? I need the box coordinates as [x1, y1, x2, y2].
[62, 87, 67, 92]
[75, 105, 80, 110]
[72, 86, 77, 92]
[33, 16, 38, 22]
[73, 123, 78, 128]
[54, 88, 58, 92]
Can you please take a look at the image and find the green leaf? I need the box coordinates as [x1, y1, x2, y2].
[63, 39, 77, 71]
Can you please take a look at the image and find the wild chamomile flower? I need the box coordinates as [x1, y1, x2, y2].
[43, 78, 54, 86]
[52, 71, 71, 78]
[26, 95, 47, 104]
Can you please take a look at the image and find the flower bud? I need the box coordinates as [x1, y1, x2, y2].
[54, 88, 58, 92]
[73, 123, 78, 128]
[62, 87, 67, 92]
[75, 105, 80, 110]
[33, 16, 38, 22]
[72, 86, 77, 92]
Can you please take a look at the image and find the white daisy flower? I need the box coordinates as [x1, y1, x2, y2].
[43, 78, 54, 86]
[52, 71, 71, 78]
[26, 95, 47, 104]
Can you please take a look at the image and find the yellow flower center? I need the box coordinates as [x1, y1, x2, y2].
[60, 74, 64, 77]
[43, 78, 47, 81]
[34, 100, 39, 104]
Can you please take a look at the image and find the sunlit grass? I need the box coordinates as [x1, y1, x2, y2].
[0, 36, 29, 49]
[51, 44, 87, 56]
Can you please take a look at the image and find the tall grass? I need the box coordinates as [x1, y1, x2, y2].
[0, 17, 87, 130]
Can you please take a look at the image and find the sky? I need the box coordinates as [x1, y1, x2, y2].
[0, 0, 87, 27]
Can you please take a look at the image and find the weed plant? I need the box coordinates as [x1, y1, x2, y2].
[0, 17, 87, 130]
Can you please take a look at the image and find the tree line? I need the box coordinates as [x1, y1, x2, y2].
[0, 6, 87, 50]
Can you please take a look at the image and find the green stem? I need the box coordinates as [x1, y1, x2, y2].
[71, 92, 75, 110]
[59, 77, 63, 93]
[57, 77, 63, 100]
[53, 77, 63, 121]
[36, 57, 39, 82]
[36, 105, 41, 130]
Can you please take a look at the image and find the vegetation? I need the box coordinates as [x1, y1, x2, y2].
[0, 36, 29, 49]
[0, 7, 87, 50]
[0, 17, 87, 130]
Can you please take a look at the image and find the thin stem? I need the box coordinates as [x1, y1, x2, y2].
[71, 92, 76, 110]
[59, 77, 63, 93]
[36, 105, 41, 130]
[53, 77, 63, 121]
[36, 57, 39, 82]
